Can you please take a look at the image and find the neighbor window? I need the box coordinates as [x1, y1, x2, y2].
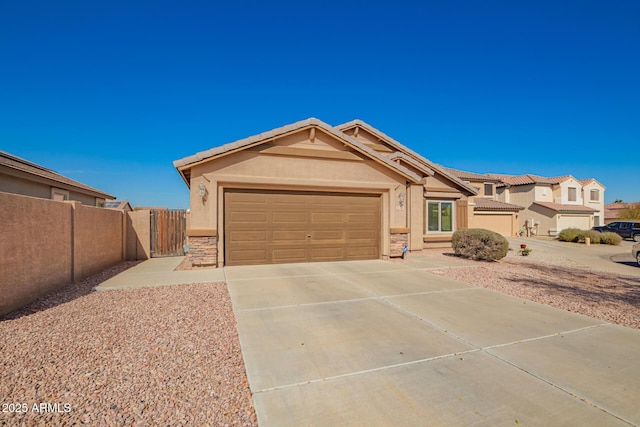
[426, 201, 453, 233]
[484, 183, 493, 197]
[568, 187, 577, 202]
[590, 189, 599, 202]
[51, 188, 69, 202]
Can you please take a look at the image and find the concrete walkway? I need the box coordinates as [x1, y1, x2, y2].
[227, 259, 640, 426]
[95, 257, 225, 290]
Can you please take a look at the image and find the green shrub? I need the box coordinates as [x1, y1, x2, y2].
[579, 229, 601, 244]
[600, 232, 622, 245]
[558, 228, 581, 242]
[452, 228, 509, 261]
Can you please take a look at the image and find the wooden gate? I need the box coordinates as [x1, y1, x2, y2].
[150, 209, 187, 257]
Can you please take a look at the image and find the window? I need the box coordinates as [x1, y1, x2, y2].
[590, 189, 599, 202]
[426, 201, 453, 233]
[620, 222, 631, 230]
[608, 222, 620, 229]
[484, 183, 493, 197]
[568, 187, 577, 202]
[51, 188, 69, 201]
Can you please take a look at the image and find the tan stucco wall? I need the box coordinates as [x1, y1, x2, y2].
[582, 182, 605, 225]
[72, 202, 124, 280]
[0, 170, 101, 206]
[0, 192, 73, 316]
[187, 132, 414, 263]
[0, 192, 146, 317]
[126, 210, 151, 260]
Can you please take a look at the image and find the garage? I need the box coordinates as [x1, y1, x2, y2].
[224, 189, 381, 266]
[558, 215, 591, 232]
[472, 213, 513, 236]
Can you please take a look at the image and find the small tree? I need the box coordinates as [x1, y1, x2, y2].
[619, 204, 640, 220]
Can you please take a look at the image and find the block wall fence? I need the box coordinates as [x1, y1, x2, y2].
[0, 192, 150, 316]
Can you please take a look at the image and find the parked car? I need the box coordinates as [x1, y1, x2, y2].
[633, 243, 640, 267]
[593, 221, 640, 242]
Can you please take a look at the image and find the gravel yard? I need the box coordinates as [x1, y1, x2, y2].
[0, 263, 256, 426]
[426, 248, 640, 330]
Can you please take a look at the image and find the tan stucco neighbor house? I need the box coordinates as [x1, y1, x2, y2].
[447, 168, 525, 237]
[174, 118, 478, 267]
[0, 150, 114, 206]
[491, 174, 605, 236]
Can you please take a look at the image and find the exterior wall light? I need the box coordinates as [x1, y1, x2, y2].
[398, 191, 405, 208]
[197, 182, 206, 199]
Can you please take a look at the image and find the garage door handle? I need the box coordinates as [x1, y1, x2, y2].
[307, 234, 311, 238]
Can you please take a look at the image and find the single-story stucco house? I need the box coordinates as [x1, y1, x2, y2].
[174, 118, 480, 267]
[0, 150, 114, 206]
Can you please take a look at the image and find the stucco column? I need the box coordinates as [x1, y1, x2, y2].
[408, 184, 423, 251]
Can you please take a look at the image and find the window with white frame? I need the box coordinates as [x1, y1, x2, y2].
[568, 187, 577, 202]
[426, 201, 454, 233]
[590, 189, 599, 202]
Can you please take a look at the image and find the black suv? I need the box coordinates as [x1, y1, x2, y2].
[593, 221, 640, 241]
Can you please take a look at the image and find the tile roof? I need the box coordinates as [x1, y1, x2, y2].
[0, 150, 114, 199]
[336, 120, 478, 195]
[446, 168, 502, 183]
[532, 201, 597, 213]
[473, 198, 524, 211]
[173, 118, 422, 185]
[605, 202, 640, 219]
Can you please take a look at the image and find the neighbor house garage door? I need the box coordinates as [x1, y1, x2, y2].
[224, 190, 381, 266]
[472, 214, 513, 237]
[558, 215, 591, 232]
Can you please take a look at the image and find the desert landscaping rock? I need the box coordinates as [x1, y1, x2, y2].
[428, 249, 640, 330]
[0, 264, 256, 426]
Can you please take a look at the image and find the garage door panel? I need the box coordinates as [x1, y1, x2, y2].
[272, 248, 307, 263]
[229, 211, 268, 223]
[227, 248, 268, 265]
[473, 214, 512, 237]
[225, 190, 380, 266]
[347, 246, 378, 259]
[311, 212, 344, 223]
[347, 230, 377, 241]
[228, 230, 268, 243]
[272, 230, 307, 243]
[272, 211, 306, 223]
[311, 230, 345, 241]
[310, 247, 345, 261]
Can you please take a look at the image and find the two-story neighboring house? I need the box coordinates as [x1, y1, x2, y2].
[491, 174, 605, 236]
[447, 168, 525, 236]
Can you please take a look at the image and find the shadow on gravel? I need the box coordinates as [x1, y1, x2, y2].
[503, 261, 640, 306]
[1, 261, 142, 322]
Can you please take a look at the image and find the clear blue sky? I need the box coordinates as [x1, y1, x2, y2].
[2, 1, 638, 208]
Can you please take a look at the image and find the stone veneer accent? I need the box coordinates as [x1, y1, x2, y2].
[390, 233, 409, 258]
[188, 236, 217, 267]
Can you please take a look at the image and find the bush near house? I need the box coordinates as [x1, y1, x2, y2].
[558, 228, 582, 243]
[579, 229, 602, 244]
[452, 228, 509, 261]
[558, 228, 621, 245]
[600, 232, 622, 245]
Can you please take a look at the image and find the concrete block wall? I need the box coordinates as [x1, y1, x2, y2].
[0, 192, 146, 317]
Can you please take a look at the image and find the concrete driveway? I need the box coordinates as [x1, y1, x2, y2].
[227, 258, 640, 426]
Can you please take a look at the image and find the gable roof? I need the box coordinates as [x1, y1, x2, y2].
[532, 201, 597, 213]
[336, 120, 478, 196]
[173, 118, 422, 186]
[490, 173, 605, 189]
[105, 200, 132, 210]
[446, 168, 503, 183]
[0, 150, 114, 199]
[473, 198, 524, 211]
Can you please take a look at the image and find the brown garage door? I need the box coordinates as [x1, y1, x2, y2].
[224, 190, 381, 266]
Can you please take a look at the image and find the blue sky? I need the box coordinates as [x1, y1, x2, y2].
[1, 1, 638, 208]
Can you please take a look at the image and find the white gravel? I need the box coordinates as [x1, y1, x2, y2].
[0, 263, 256, 426]
[426, 249, 640, 330]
